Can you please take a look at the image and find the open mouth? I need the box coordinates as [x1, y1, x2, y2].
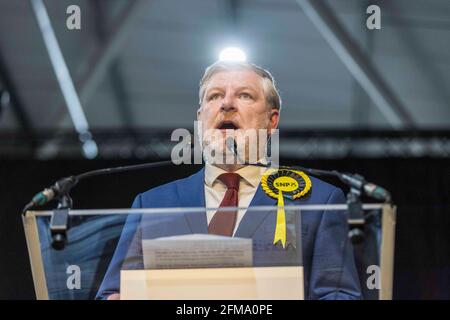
[217, 121, 239, 130]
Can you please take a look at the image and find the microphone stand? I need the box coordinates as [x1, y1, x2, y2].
[346, 177, 366, 244]
[228, 139, 390, 245]
[50, 194, 72, 250]
[23, 160, 173, 250]
[25, 144, 391, 248]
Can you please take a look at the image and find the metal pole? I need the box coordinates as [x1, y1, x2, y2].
[30, 0, 98, 158]
[295, 0, 416, 129]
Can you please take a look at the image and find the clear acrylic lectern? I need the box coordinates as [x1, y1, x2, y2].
[22, 204, 395, 300]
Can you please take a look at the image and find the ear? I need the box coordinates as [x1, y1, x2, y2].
[196, 107, 201, 121]
[268, 108, 280, 133]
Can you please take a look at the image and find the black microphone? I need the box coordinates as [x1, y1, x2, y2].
[22, 160, 174, 214]
[225, 137, 391, 202]
[338, 173, 391, 202]
[22, 160, 174, 250]
[23, 176, 78, 212]
[226, 136, 390, 246]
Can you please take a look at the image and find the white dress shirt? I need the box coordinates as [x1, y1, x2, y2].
[204, 163, 267, 235]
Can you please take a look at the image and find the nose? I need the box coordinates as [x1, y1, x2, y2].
[220, 93, 236, 113]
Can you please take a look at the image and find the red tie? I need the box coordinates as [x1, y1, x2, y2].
[208, 173, 240, 236]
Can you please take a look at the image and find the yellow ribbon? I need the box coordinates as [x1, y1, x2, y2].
[261, 168, 312, 250]
[273, 190, 286, 248]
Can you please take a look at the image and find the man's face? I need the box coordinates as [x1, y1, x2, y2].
[197, 69, 279, 163]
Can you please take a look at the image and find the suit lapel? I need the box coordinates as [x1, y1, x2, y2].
[235, 184, 276, 238]
[178, 168, 208, 234]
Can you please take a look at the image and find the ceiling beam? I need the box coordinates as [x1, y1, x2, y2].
[91, 0, 136, 135]
[36, 0, 146, 158]
[295, 0, 416, 129]
[30, 0, 98, 158]
[384, 1, 450, 122]
[74, 0, 144, 112]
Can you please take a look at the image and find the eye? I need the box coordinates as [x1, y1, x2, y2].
[239, 92, 253, 100]
[208, 93, 223, 101]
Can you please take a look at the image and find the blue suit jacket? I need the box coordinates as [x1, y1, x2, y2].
[97, 168, 362, 300]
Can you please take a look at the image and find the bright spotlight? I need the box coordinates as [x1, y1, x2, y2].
[219, 47, 247, 62]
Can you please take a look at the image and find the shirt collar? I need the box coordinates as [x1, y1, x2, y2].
[204, 163, 266, 188]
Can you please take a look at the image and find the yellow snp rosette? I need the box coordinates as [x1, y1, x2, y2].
[261, 168, 312, 249]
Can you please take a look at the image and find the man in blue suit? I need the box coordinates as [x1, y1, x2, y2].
[97, 61, 362, 300]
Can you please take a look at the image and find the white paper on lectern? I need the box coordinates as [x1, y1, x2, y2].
[142, 234, 253, 269]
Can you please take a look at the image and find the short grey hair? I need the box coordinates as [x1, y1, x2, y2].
[198, 61, 282, 110]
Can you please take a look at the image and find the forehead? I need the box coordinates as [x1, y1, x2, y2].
[205, 69, 263, 92]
